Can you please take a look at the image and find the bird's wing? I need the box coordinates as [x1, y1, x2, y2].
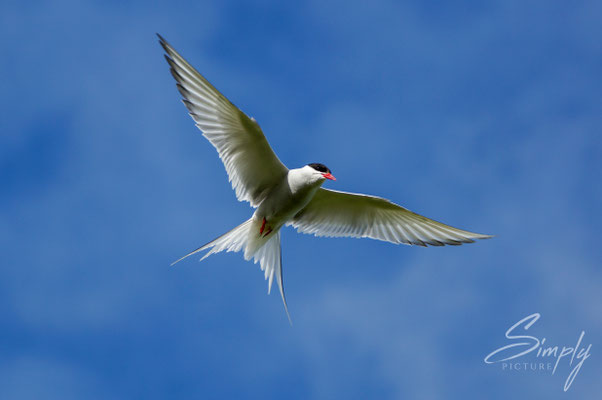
[289, 188, 492, 246]
[158, 34, 288, 207]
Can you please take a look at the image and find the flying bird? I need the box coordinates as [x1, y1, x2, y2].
[158, 34, 492, 322]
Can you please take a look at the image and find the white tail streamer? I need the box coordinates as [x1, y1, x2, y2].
[171, 219, 291, 323]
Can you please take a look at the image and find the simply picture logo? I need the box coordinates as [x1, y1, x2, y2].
[484, 313, 592, 392]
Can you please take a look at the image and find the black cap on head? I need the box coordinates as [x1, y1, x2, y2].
[307, 163, 331, 174]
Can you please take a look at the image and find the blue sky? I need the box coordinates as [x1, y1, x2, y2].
[1, 0, 601, 398]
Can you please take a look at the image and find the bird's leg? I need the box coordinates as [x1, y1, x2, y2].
[259, 217, 273, 237]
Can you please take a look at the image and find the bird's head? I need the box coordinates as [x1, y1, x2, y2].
[306, 163, 336, 182]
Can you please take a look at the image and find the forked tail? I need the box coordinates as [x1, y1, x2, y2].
[171, 218, 291, 323]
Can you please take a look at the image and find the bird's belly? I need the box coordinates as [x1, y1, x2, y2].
[255, 184, 319, 227]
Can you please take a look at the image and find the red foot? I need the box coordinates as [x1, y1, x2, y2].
[260, 217, 267, 234]
[263, 227, 272, 237]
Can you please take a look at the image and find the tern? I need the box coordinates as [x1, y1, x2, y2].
[158, 34, 492, 322]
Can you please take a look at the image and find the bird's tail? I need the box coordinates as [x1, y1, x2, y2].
[171, 218, 291, 323]
[171, 219, 254, 266]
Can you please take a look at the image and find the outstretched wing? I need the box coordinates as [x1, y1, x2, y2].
[158, 34, 288, 207]
[289, 188, 492, 246]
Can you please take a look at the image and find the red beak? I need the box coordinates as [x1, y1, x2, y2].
[322, 173, 336, 181]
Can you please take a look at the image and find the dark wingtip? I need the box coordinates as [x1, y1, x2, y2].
[157, 33, 172, 53]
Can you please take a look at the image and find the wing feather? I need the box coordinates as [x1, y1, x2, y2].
[289, 188, 492, 246]
[158, 34, 288, 206]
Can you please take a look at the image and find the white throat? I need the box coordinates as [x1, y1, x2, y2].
[287, 165, 324, 194]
